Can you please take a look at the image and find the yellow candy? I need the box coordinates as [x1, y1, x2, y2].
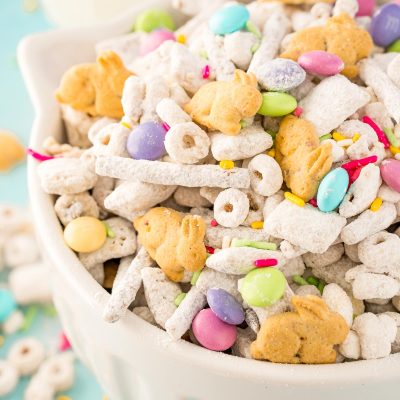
[64, 217, 107, 253]
[176, 34, 186, 44]
[219, 160, 234, 170]
[267, 148, 276, 158]
[284, 191, 305, 207]
[251, 221, 264, 229]
[0, 130, 25, 172]
[370, 197, 383, 212]
[352, 133, 361, 142]
[390, 145, 400, 155]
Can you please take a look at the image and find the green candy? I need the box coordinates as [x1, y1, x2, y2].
[258, 92, 297, 117]
[134, 9, 175, 33]
[240, 268, 286, 307]
[387, 39, 400, 53]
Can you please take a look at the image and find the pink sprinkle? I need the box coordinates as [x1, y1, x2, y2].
[202, 65, 211, 80]
[349, 166, 362, 186]
[27, 148, 55, 162]
[341, 155, 378, 172]
[254, 258, 278, 268]
[362, 116, 390, 149]
[210, 219, 218, 227]
[58, 332, 71, 352]
[309, 198, 318, 208]
[293, 106, 303, 117]
[206, 246, 215, 254]
[162, 122, 170, 132]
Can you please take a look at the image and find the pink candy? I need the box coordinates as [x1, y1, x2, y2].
[254, 258, 278, 267]
[356, 0, 376, 16]
[140, 29, 176, 56]
[362, 116, 390, 149]
[192, 308, 237, 351]
[298, 51, 344, 77]
[380, 159, 400, 193]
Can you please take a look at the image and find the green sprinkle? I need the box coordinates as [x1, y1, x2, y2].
[231, 238, 277, 251]
[199, 50, 208, 60]
[42, 305, 57, 317]
[306, 276, 320, 287]
[174, 292, 187, 306]
[246, 20, 262, 39]
[22, 306, 38, 331]
[320, 133, 332, 142]
[292, 275, 308, 286]
[103, 222, 115, 238]
[317, 280, 326, 294]
[383, 127, 400, 148]
[251, 42, 260, 54]
[191, 269, 203, 285]
[240, 120, 248, 128]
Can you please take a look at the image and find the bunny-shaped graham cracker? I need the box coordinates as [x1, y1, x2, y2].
[56, 50, 132, 119]
[184, 70, 263, 136]
[134, 207, 207, 282]
[251, 295, 349, 364]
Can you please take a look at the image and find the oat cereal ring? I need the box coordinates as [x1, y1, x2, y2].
[243, 190, 265, 226]
[248, 154, 283, 197]
[213, 188, 250, 228]
[0, 360, 19, 397]
[24, 375, 54, 400]
[54, 192, 100, 226]
[8, 338, 45, 376]
[164, 122, 210, 164]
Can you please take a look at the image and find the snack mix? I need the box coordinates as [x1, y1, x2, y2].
[32, 0, 400, 364]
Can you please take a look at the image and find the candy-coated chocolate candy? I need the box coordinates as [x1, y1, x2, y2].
[240, 268, 286, 308]
[387, 39, 400, 52]
[258, 92, 297, 117]
[380, 159, 400, 193]
[135, 9, 175, 32]
[207, 288, 245, 325]
[0, 289, 17, 323]
[370, 3, 400, 47]
[317, 168, 349, 212]
[209, 4, 250, 36]
[192, 308, 237, 351]
[298, 51, 344, 76]
[140, 29, 176, 56]
[64, 216, 107, 253]
[127, 122, 166, 161]
[356, 0, 376, 17]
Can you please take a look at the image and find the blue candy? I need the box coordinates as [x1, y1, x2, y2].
[0, 289, 17, 323]
[207, 288, 245, 325]
[209, 5, 250, 36]
[317, 168, 349, 213]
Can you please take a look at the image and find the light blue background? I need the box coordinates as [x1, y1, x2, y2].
[0, 1, 103, 398]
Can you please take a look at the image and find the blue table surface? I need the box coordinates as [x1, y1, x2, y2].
[0, 0, 104, 398]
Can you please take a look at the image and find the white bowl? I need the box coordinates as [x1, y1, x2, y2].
[18, 2, 400, 399]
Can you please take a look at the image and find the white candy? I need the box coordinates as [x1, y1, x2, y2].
[213, 188, 250, 228]
[8, 338, 45, 376]
[3, 232, 39, 268]
[248, 154, 283, 196]
[322, 283, 353, 327]
[0, 360, 19, 397]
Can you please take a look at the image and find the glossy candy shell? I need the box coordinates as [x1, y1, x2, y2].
[317, 168, 349, 212]
[207, 288, 245, 325]
[209, 5, 249, 36]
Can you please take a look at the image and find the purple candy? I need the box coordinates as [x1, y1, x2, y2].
[370, 3, 400, 47]
[207, 288, 245, 325]
[126, 122, 166, 161]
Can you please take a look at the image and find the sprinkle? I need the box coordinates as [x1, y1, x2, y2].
[284, 192, 305, 207]
[0, 335, 4, 347]
[352, 133, 361, 142]
[267, 148, 275, 158]
[219, 159, 234, 170]
[306, 276, 320, 287]
[251, 42, 260, 53]
[121, 121, 132, 129]
[317, 280, 326, 294]
[231, 238, 277, 250]
[337, 139, 353, 147]
[191, 269, 203, 285]
[254, 258, 278, 268]
[370, 197, 383, 212]
[390, 145, 400, 155]
[162, 121, 170, 132]
[246, 20, 262, 39]
[199, 50, 208, 59]
[22, 306, 38, 331]
[240, 119, 248, 128]
[348, 166, 362, 186]
[103, 222, 115, 238]
[293, 106, 303, 117]
[59, 332, 71, 352]
[362, 116, 390, 149]
[319, 133, 332, 142]
[176, 34, 186, 44]
[332, 131, 346, 141]
[384, 127, 400, 148]
[341, 155, 378, 171]
[251, 221, 264, 229]
[309, 198, 318, 208]
[292, 275, 308, 286]
[202, 65, 211, 80]
[210, 219, 219, 227]
[27, 148, 55, 162]
[174, 292, 187, 306]
[205, 245, 215, 254]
